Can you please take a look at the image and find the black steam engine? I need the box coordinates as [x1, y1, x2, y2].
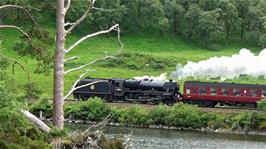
[73, 77, 181, 104]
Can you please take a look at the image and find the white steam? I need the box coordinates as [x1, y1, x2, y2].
[133, 73, 167, 81]
[171, 48, 266, 80]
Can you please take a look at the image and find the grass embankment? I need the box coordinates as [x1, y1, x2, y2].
[0, 27, 265, 97]
[30, 98, 266, 132]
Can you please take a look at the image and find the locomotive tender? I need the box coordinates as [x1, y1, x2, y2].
[73, 77, 266, 107]
[73, 77, 181, 104]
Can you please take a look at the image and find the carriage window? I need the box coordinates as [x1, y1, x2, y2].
[250, 89, 257, 97]
[233, 88, 240, 96]
[221, 88, 228, 95]
[186, 88, 190, 95]
[243, 90, 247, 96]
[191, 88, 197, 94]
[262, 90, 266, 96]
[210, 87, 217, 95]
[199, 87, 206, 95]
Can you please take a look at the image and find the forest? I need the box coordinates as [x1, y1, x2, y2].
[1, 0, 266, 49]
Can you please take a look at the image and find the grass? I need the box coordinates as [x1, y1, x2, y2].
[0, 27, 265, 97]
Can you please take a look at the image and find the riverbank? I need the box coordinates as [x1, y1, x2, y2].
[31, 98, 266, 136]
[43, 118, 266, 136]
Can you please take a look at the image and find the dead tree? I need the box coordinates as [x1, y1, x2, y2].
[54, 0, 122, 129]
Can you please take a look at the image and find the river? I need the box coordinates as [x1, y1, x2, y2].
[68, 124, 266, 149]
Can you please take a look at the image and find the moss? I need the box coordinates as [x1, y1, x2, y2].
[98, 135, 124, 149]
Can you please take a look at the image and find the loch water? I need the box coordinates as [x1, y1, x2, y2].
[68, 124, 266, 149]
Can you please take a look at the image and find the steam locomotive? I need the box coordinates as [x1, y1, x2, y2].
[73, 77, 266, 107]
[73, 77, 180, 104]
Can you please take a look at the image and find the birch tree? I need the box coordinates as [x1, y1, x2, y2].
[54, 0, 122, 129]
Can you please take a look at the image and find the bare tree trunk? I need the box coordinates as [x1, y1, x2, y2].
[53, 0, 65, 129]
[21, 110, 51, 133]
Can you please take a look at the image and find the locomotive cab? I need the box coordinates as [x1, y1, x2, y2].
[111, 78, 125, 98]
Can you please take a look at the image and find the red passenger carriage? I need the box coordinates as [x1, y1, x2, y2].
[183, 81, 266, 107]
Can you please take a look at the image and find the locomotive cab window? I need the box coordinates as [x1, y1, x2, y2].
[221, 88, 228, 95]
[210, 87, 217, 95]
[233, 88, 240, 96]
[199, 87, 206, 95]
[115, 82, 123, 88]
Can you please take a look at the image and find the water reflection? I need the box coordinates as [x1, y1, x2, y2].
[67, 124, 266, 149]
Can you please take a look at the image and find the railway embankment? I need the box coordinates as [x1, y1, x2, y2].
[30, 98, 266, 136]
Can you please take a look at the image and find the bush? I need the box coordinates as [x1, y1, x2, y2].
[201, 112, 227, 129]
[29, 98, 53, 118]
[230, 112, 261, 130]
[112, 106, 149, 126]
[148, 104, 170, 125]
[257, 99, 266, 111]
[0, 80, 51, 148]
[165, 103, 203, 128]
[65, 97, 111, 121]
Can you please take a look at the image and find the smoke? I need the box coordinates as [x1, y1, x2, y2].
[133, 73, 167, 81]
[171, 48, 266, 80]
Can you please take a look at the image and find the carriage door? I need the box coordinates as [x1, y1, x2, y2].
[186, 86, 191, 97]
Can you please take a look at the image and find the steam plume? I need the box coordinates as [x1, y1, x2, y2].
[171, 48, 266, 80]
[133, 73, 167, 81]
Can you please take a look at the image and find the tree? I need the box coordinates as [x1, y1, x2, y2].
[53, 0, 122, 129]
[235, 0, 251, 40]
[121, 0, 167, 32]
[218, 0, 239, 40]
[183, 3, 202, 40]
[92, 0, 125, 31]
[162, 0, 184, 35]
[197, 9, 222, 48]
[0, 4, 51, 133]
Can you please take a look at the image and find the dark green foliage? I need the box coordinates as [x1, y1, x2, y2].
[63, 0, 266, 47]
[0, 79, 51, 148]
[257, 99, 266, 111]
[165, 103, 203, 128]
[29, 98, 53, 118]
[65, 97, 111, 121]
[48, 127, 68, 138]
[259, 34, 266, 48]
[2, 0, 266, 47]
[112, 106, 149, 126]
[96, 53, 177, 70]
[12, 27, 54, 73]
[230, 112, 263, 130]
[148, 104, 170, 125]
[23, 82, 43, 99]
[201, 112, 227, 129]
[0, 56, 10, 70]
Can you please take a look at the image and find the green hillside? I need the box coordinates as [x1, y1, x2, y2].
[1, 0, 266, 97]
[0, 27, 264, 97]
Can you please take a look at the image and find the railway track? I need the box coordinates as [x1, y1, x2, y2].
[64, 99, 265, 113]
